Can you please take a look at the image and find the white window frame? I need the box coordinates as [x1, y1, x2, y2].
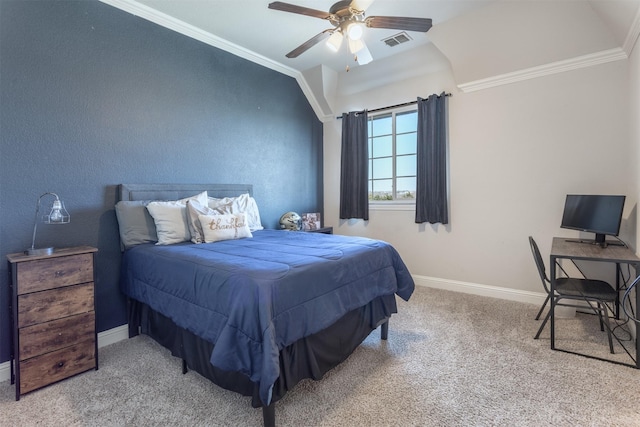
[368, 105, 418, 209]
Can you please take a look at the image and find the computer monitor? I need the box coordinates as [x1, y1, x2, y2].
[560, 194, 625, 246]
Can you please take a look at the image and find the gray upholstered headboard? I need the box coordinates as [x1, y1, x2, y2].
[118, 183, 253, 202]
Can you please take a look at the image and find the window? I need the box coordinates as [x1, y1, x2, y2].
[368, 108, 417, 202]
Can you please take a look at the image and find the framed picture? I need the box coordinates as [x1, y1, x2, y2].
[302, 212, 321, 231]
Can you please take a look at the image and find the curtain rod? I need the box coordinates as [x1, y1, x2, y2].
[336, 93, 452, 119]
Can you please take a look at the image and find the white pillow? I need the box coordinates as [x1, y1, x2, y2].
[146, 191, 208, 245]
[186, 200, 219, 244]
[208, 197, 234, 214]
[235, 194, 264, 231]
[198, 212, 253, 243]
[208, 194, 263, 231]
[177, 191, 208, 206]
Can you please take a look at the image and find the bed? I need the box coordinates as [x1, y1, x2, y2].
[116, 183, 415, 426]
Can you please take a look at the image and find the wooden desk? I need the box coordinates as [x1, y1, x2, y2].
[550, 237, 640, 368]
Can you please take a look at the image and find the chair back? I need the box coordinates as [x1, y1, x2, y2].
[529, 236, 551, 294]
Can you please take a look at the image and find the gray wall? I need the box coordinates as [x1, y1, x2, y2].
[0, 0, 323, 363]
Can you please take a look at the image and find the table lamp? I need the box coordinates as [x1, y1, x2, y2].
[26, 192, 70, 256]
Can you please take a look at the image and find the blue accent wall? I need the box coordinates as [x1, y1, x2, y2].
[0, 0, 323, 363]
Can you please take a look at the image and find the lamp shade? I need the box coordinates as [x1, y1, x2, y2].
[44, 199, 70, 224]
[27, 192, 70, 256]
[356, 43, 373, 65]
[326, 30, 343, 52]
[348, 38, 365, 54]
[346, 22, 364, 40]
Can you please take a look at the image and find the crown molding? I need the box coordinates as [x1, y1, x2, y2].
[99, 0, 331, 121]
[623, 5, 640, 56]
[293, 75, 334, 123]
[458, 47, 628, 93]
[99, 0, 294, 77]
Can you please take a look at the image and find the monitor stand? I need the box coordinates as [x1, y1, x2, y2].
[565, 233, 625, 248]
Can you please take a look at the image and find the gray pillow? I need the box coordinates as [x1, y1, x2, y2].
[115, 200, 158, 250]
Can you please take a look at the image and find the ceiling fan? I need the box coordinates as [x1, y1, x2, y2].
[268, 0, 432, 67]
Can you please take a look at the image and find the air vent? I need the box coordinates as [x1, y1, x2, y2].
[382, 32, 412, 47]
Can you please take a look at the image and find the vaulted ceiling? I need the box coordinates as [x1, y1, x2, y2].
[101, 0, 640, 121]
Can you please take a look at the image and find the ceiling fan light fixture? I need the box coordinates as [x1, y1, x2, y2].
[348, 37, 364, 54]
[327, 31, 343, 52]
[326, 30, 343, 52]
[346, 22, 364, 40]
[269, 1, 432, 68]
[355, 43, 373, 65]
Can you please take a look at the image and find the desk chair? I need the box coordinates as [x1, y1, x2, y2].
[529, 236, 616, 354]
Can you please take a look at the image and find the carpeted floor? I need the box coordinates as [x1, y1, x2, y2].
[2, 286, 640, 426]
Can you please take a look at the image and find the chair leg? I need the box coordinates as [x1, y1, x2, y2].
[599, 304, 615, 354]
[596, 303, 605, 332]
[535, 310, 551, 339]
[535, 294, 551, 321]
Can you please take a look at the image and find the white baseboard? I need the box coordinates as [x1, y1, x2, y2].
[413, 274, 637, 340]
[0, 360, 10, 384]
[97, 324, 130, 348]
[413, 274, 547, 306]
[0, 324, 130, 383]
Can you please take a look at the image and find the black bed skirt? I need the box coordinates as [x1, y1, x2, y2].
[129, 293, 397, 408]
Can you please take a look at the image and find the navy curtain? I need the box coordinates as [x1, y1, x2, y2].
[340, 111, 369, 220]
[415, 93, 448, 224]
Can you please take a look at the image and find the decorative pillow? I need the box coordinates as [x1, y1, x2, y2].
[235, 194, 264, 231]
[208, 193, 263, 231]
[198, 212, 253, 243]
[146, 191, 208, 245]
[115, 200, 158, 250]
[186, 200, 219, 244]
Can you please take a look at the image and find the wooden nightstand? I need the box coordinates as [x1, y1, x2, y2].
[304, 226, 333, 234]
[7, 246, 98, 400]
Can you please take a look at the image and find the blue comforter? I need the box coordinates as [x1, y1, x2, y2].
[120, 229, 414, 405]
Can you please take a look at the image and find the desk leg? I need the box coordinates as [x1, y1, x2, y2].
[629, 264, 640, 369]
[615, 263, 621, 320]
[550, 255, 556, 350]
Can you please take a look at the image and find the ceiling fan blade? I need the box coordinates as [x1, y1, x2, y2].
[365, 16, 432, 32]
[286, 29, 333, 58]
[268, 2, 333, 20]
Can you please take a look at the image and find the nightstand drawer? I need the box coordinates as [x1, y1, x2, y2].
[16, 253, 93, 295]
[18, 283, 94, 328]
[19, 311, 95, 360]
[19, 339, 96, 394]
